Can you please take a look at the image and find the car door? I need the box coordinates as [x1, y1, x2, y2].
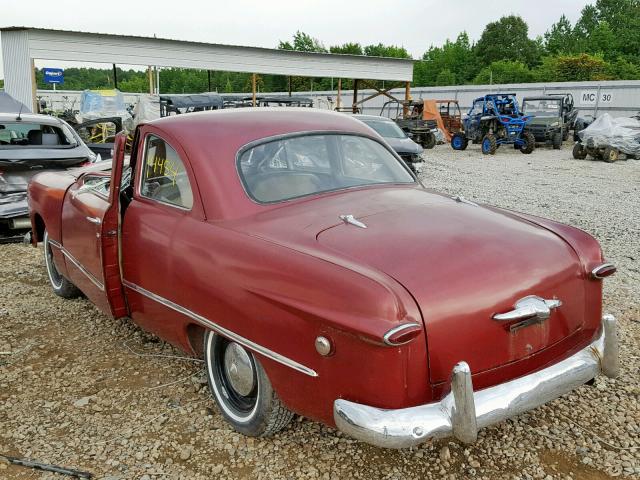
[119, 129, 203, 342]
[60, 134, 128, 317]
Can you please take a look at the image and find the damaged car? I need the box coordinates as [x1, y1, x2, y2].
[29, 109, 618, 448]
[0, 112, 97, 241]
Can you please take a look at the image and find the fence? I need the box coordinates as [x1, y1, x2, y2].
[33, 79, 640, 119]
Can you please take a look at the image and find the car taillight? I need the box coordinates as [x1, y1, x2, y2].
[591, 263, 616, 279]
[383, 323, 422, 346]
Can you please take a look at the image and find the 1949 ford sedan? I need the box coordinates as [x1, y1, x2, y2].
[27, 109, 618, 448]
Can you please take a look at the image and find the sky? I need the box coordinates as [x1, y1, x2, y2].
[0, 0, 593, 79]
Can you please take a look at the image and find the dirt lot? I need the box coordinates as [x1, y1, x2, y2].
[0, 143, 638, 479]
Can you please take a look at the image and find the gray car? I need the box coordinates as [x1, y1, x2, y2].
[0, 112, 98, 241]
[353, 114, 424, 173]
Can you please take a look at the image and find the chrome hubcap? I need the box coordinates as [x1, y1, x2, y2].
[223, 342, 255, 396]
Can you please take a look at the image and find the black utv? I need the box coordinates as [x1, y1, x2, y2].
[521, 94, 578, 149]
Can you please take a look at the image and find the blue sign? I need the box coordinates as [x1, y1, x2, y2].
[43, 68, 64, 84]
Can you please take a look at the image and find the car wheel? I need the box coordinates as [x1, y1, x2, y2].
[603, 147, 619, 163]
[552, 132, 562, 150]
[451, 133, 468, 151]
[204, 331, 294, 437]
[572, 143, 587, 160]
[423, 132, 436, 149]
[519, 132, 535, 154]
[481, 134, 497, 155]
[43, 230, 81, 298]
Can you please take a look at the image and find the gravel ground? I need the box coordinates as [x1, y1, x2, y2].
[0, 143, 638, 480]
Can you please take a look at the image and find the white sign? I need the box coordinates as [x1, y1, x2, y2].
[580, 90, 613, 105]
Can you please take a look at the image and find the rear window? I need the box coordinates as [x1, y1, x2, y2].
[362, 120, 406, 139]
[0, 122, 77, 148]
[238, 133, 414, 204]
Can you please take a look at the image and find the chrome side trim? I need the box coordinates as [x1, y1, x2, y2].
[122, 280, 318, 378]
[382, 322, 422, 346]
[334, 314, 617, 449]
[47, 239, 105, 291]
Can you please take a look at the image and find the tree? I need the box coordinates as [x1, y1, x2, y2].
[475, 15, 542, 67]
[363, 43, 411, 58]
[435, 69, 456, 86]
[329, 43, 363, 55]
[535, 54, 610, 82]
[417, 32, 476, 86]
[473, 60, 534, 84]
[545, 15, 576, 55]
[278, 31, 326, 53]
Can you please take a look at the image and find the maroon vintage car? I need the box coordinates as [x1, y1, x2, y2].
[27, 109, 618, 448]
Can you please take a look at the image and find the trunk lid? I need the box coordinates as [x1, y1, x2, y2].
[316, 189, 586, 383]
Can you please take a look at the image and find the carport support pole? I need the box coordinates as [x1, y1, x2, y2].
[148, 66, 153, 94]
[30, 59, 38, 113]
[288, 76, 292, 97]
[352, 79, 359, 113]
[208, 70, 212, 92]
[252, 74, 257, 106]
[404, 81, 411, 117]
[112, 64, 118, 90]
[337, 78, 342, 110]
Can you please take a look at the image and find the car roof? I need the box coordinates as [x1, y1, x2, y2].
[148, 108, 375, 158]
[0, 112, 65, 125]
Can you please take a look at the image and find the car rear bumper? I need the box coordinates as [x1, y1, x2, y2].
[333, 314, 618, 449]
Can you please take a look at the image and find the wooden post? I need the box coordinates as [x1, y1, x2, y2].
[288, 76, 292, 97]
[337, 78, 342, 110]
[252, 73, 257, 106]
[207, 70, 212, 92]
[403, 81, 411, 118]
[30, 59, 38, 113]
[352, 79, 359, 113]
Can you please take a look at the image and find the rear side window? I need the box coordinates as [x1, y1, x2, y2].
[238, 133, 414, 204]
[140, 135, 193, 209]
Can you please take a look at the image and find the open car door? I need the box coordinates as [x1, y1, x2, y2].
[59, 132, 128, 318]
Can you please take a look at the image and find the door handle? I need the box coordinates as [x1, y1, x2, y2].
[86, 216, 102, 225]
[493, 296, 561, 322]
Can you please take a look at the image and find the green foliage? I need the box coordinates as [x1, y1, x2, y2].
[363, 43, 411, 59]
[473, 60, 534, 84]
[278, 31, 326, 53]
[417, 32, 476, 86]
[435, 69, 456, 86]
[534, 54, 610, 82]
[475, 15, 542, 67]
[330, 43, 364, 55]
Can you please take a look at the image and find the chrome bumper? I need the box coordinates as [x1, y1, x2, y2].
[334, 314, 618, 449]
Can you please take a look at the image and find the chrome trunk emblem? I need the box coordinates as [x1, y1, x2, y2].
[339, 214, 367, 229]
[493, 295, 562, 331]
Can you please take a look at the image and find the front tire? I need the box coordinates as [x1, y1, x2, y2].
[43, 230, 81, 298]
[572, 142, 587, 160]
[519, 132, 535, 154]
[451, 132, 468, 151]
[204, 331, 294, 437]
[481, 134, 497, 155]
[552, 132, 562, 150]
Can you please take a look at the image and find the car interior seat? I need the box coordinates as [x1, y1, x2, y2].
[27, 130, 42, 145]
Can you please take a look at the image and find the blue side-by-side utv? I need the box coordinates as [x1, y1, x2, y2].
[451, 94, 535, 155]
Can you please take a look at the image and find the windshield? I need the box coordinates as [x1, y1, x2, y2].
[361, 119, 406, 139]
[522, 100, 561, 116]
[238, 134, 414, 203]
[0, 122, 78, 149]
